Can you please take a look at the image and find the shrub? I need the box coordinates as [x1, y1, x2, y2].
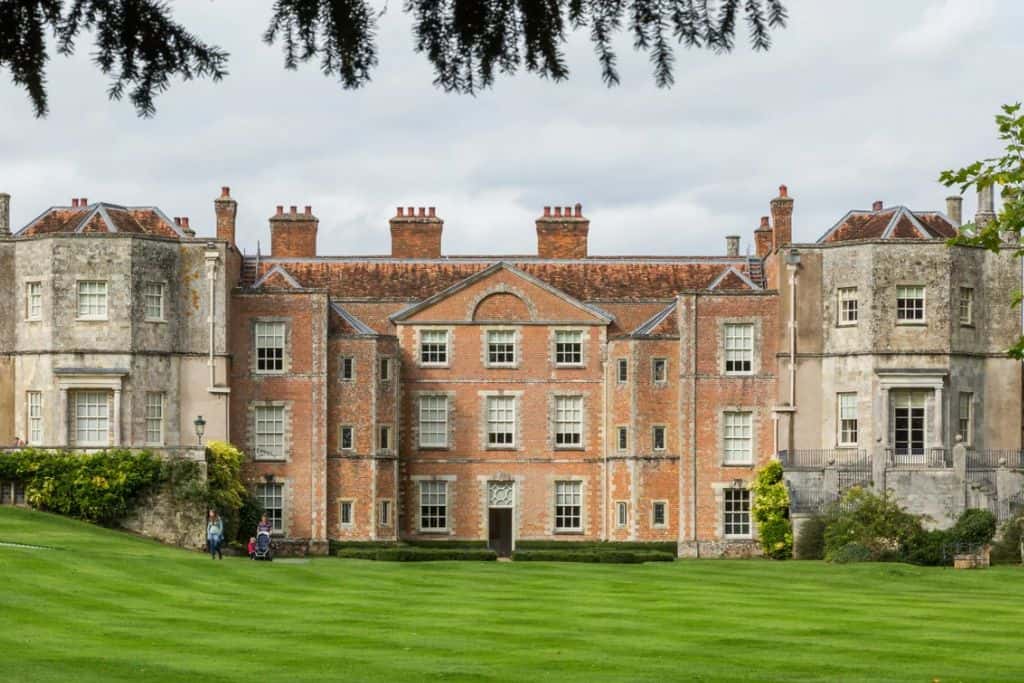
[203, 442, 251, 542]
[403, 539, 489, 549]
[823, 487, 923, 563]
[991, 515, 1024, 565]
[514, 540, 677, 554]
[949, 508, 997, 548]
[829, 542, 872, 564]
[336, 546, 497, 561]
[511, 549, 675, 563]
[903, 528, 951, 566]
[793, 514, 827, 560]
[750, 461, 792, 559]
[234, 490, 265, 543]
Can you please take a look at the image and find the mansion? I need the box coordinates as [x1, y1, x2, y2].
[0, 185, 1021, 556]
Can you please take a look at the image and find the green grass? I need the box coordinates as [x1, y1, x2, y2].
[1, 507, 1022, 682]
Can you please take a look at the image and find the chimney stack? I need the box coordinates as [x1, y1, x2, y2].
[537, 203, 589, 259]
[754, 216, 773, 258]
[770, 185, 794, 251]
[390, 206, 443, 258]
[72, 198, 79, 208]
[725, 235, 740, 257]
[946, 195, 963, 227]
[270, 203, 319, 257]
[975, 184, 996, 228]
[214, 186, 238, 246]
[872, 200, 883, 211]
[0, 192, 9, 237]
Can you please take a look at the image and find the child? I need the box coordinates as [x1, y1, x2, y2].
[247, 537, 257, 560]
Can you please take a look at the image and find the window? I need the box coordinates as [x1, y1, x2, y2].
[616, 501, 628, 528]
[487, 330, 516, 366]
[617, 358, 628, 383]
[77, 281, 108, 319]
[959, 287, 974, 326]
[724, 323, 754, 374]
[554, 396, 583, 447]
[958, 392, 973, 445]
[419, 481, 447, 530]
[74, 391, 109, 446]
[143, 282, 164, 320]
[653, 426, 666, 451]
[0, 481, 26, 506]
[555, 330, 583, 366]
[340, 357, 354, 381]
[837, 393, 858, 446]
[26, 281, 41, 320]
[892, 390, 927, 457]
[254, 405, 285, 459]
[145, 392, 164, 445]
[419, 330, 448, 365]
[255, 321, 285, 372]
[378, 425, 391, 452]
[652, 501, 667, 527]
[724, 489, 751, 537]
[379, 500, 391, 527]
[896, 285, 925, 322]
[256, 482, 283, 532]
[418, 396, 448, 448]
[27, 392, 42, 445]
[723, 411, 753, 465]
[339, 426, 354, 451]
[652, 358, 668, 383]
[487, 396, 515, 446]
[838, 287, 858, 325]
[617, 427, 628, 452]
[340, 500, 354, 526]
[379, 357, 391, 381]
[555, 481, 582, 531]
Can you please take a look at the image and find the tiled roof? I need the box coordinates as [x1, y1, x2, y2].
[632, 303, 677, 337]
[817, 206, 957, 243]
[16, 202, 186, 238]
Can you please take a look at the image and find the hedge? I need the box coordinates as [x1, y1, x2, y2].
[336, 547, 497, 561]
[512, 549, 675, 563]
[514, 540, 677, 554]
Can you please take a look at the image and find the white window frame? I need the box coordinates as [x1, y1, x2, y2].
[340, 356, 355, 381]
[486, 329, 517, 367]
[419, 480, 448, 531]
[554, 330, 584, 367]
[652, 500, 668, 528]
[486, 396, 516, 448]
[145, 391, 165, 446]
[958, 392, 974, 446]
[896, 285, 926, 323]
[418, 395, 449, 448]
[653, 425, 666, 451]
[723, 488, 751, 538]
[27, 391, 42, 445]
[837, 287, 858, 326]
[339, 425, 354, 451]
[837, 393, 858, 447]
[724, 323, 754, 375]
[615, 501, 628, 528]
[256, 482, 284, 533]
[419, 329, 449, 367]
[554, 395, 583, 448]
[26, 281, 42, 321]
[143, 282, 165, 321]
[254, 321, 286, 373]
[76, 281, 108, 320]
[73, 390, 110, 446]
[723, 411, 753, 465]
[254, 405, 285, 459]
[339, 499, 355, 527]
[554, 481, 582, 532]
[959, 287, 974, 326]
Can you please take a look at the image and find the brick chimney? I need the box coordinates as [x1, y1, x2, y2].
[725, 235, 740, 257]
[975, 184, 996, 228]
[390, 206, 442, 258]
[270, 204, 318, 257]
[754, 216, 772, 258]
[946, 195, 963, 227]
[0, 192, 9, 237]
[872, 200, 884, 212]
[214, 186, 237, 246]
[537, 204, 589, 259]
[770, 185, 794, 251]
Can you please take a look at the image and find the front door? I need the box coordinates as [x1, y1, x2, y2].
[488, 508, 513, 557]
[892, 390, 928, 464]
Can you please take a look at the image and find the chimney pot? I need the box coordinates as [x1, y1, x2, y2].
[554, 207, 563, 217]
[80, 197, 88, 206]
[72, 198, 79, 208]
[418, 207, 426, 217]
[759, 216, 769, 228]
[276, 205, 284, 215]
[946, 195, 963, 227]
[428, 207, 436, 218]
[407, 206, 415, 216]
[214, 186, 238, 246]
[976, 184, 996, 227]
[779, 185, 788, 198]
[173, 217, 180, 226]
[220, 186, 230, 198]
[574, 203, 582, 217]
[0, 192, 9, 236]
[397, 207, 404, 217]
[305, 205, 312, 216]
[564, 206, 572, 217]
[872, 200, 883, 211]
[181, 217, 190, 229]
[726, 235, 741, 257]
[544, 206, 551, 217]
[290, 205, 297, 215]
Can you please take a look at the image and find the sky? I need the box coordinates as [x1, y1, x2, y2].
[2, 0, 1023, 257]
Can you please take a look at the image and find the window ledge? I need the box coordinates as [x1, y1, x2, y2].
[554, 364, 586, 369]
[486, 446, 517, 451]
[253, 457, 288, 463]
[417, 446, 450, 452]
[720, 463, 754, 468]
[553, 530, 584, 535]
[836, 322, 858, 328]
[75, 317, 109, 323]
[417, 529, 450, 535]
[895, 321, 926, 326]
[960, 323, 975, 329]
[144, 318, 167, 324]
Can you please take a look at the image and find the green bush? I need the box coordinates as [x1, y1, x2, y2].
[511, 549, 675, 563]
[336, 546, 497, 561]
[329, 540, 401, 553]
[234, 490, 265, 544]
[750, 461, 792, 559]
[0, 448, 164, 524]
[903, 528, 951, 566]
[823, 487, 923, 563]
[514, 540, 677, 554]
[949, 509, 997, 548]
[403, 539, 489, 549]
[991, 515, 1024, 565]
[793, 515, 827, 560]
[829, 542, 872, 564]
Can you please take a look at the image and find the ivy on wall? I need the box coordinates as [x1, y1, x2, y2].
[750, 461, 793, 559]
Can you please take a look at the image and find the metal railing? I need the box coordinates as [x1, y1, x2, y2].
[778, 448, 869, 470]
[967, 449, 1024, 470]
[787, 486, 837, 514]
[886, 447, 950, 469]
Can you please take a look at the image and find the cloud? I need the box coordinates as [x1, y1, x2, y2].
[894, 0, 995, 57]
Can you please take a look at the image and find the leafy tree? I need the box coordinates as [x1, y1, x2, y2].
[941, 102, 1024, 355]
[3, 0, 788, 117]
[750, 460, 792, 559]
[823, 487, 922, 563]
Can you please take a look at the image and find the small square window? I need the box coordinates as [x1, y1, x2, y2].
[652, 501, 667, 528]
[420, 330, 448, 365]
[616, 501, 628, 528]
[340, 357, 354, 381]
[555, 330, 583, 366]
[896, 285, 925, 322]
[77, 281, 108, 320]
[617, 359, 628, 383]
[653, 426, 666, 451]
[339, 426, 354, 451]
[652, 359, 667, 383]
[487, 330, 516, 366]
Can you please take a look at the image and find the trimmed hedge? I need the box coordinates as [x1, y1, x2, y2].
[514, 540, 677, 554]
[512, 549, 675, 563]
[403, 539, 489, 549]
[329, 540, 401, 553]
[336, 546, 497, 561]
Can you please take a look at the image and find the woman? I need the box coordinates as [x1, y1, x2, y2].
[206, 509, 224, 560]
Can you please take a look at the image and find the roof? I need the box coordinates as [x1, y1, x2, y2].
[15, 202, 187, 238]
[817, 206, 957, 244]
[632, 303, 677, 337]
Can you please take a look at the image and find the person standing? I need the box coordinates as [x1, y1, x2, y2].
[206, 510, 224, 560]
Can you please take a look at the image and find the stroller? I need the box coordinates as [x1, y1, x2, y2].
[253, 530, 273, 561]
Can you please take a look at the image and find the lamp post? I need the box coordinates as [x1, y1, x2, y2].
[194, 415, 206, 447]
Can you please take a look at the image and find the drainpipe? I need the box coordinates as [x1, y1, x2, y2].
[785, 249, 802, 445]
[205, 246, 221, 388]
[688, 294, 699, 554]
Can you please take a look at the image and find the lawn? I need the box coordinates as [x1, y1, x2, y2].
[1, 508, 1022, 682]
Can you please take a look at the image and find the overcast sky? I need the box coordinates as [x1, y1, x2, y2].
[2, 0, 1022, 257]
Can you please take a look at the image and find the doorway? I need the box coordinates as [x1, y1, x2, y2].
[892, 390, 928, 464]
[488, 508, 513, 557]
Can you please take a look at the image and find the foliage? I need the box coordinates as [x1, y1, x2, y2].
[0, 448, 163, 524]
[204, 441, 254, 543]
[4, 0, 787, 117]
[750, 461, 792, 559]
[793, 514, 827, 560]
[991, 514, 1024, 565]
[823, 487, 923, 563]
[828, 542, 872, 564]
[233, 490, 265, 544]
[941, 102, 1024, 357]
[511, 549, 675, 563]
[948, 508, 997, 548]
[336, 546, 498, 561]
[903, 528, 950, 567]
